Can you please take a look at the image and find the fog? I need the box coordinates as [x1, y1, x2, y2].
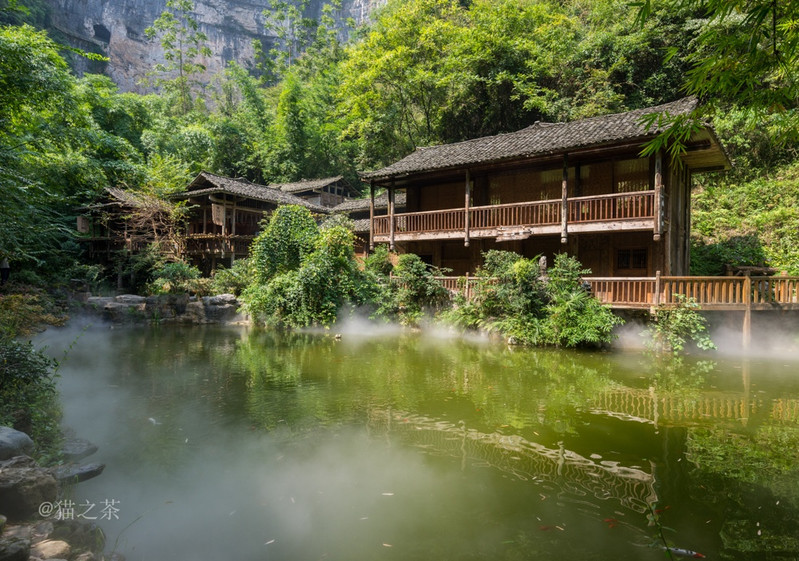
[37, 323, 506, 561]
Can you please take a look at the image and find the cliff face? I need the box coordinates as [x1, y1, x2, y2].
[44, 0, 383, 92]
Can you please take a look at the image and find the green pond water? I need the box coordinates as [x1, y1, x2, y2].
[38, 324, 799, 560]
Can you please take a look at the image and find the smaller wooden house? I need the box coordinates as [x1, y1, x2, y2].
[76, 187, 156, 262]
[273, 176, 357, 208]
[172, 172, 329, 271]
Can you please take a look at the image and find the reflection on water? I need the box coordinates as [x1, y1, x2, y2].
[35, 324, 799, 560]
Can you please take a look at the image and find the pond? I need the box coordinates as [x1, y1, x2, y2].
[37, 323, 799, 560]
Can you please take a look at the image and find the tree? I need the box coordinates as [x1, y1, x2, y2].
[635, 0, 798, 156]
[145, 0, 212, 115]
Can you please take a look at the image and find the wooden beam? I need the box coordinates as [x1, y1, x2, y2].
[654, 150, 662, 242]
[389, 183, 395, 251]
[464, 169, 471, 247]
[561, 154, 568, 244]
[369, 180, 375, 251]
[743, 274, 752, 349]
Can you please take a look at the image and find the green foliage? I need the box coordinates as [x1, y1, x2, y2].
[378, 253, 450, 326]
[540, 254, 623, 348]
[250, 205, 320, 284]
[692, 162, 799, 275]
[636, 0, 798, 158]
[363, 244, 393, 278]
[442, 250, 545, 341]
[243, 224, 370, 327]
[0, 288, 67, 339]
[0, 338, 61, 461]
[147, 260, 202, 294]
[443, 252, 622, 348]
[645, 295, 716, 354]
[210, 258, 253, 296]
[144, 0, 213, 116]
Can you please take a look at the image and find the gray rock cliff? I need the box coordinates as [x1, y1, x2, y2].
[44, 0, 384, 92]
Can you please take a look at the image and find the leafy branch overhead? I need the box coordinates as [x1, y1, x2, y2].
[635, 0, 798, 160]
[144, 0, 212, 115]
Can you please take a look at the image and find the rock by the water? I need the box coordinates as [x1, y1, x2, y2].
[60, 439, 97, 462]
[30, 539, 70, 559]
[51, 463, 105, 485]
[0, 535, 30, 561]
[204, 293, 237, 306]
[0, 428, 34, 461]
[49, 520, 104, 552]
[113, 295, 145, 305]
[0, 456, 58, 521]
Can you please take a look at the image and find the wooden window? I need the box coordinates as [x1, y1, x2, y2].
[614, 159, 650, 193]
[616, 248, 648, 271]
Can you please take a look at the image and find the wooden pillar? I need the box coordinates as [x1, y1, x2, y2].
[389, 183, 395, 251]
[653, 270, 661, 308]
[203, 205, 207, 234]
[743, 273, 752, 349]
[464, 169, 471, 248]
[231, 200, 237, 236]
[654, 150, 663, 242]
[561, 154, 568, 244]
[369, 180, 375, 251]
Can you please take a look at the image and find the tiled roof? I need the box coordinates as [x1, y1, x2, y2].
[361, 97, 699, 180]
[173, 172, 329, 213]
[274, 176, 344, 194]
[332, 192, 407, 213]
[350, 218, 370, 233]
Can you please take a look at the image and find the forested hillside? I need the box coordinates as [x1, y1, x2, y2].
[0, 0, 796, 283]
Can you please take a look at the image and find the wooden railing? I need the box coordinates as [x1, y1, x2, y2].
[470, 200, 561, 229]
[587, 278, 657, 306]
[373, 191, 655, 239]
[568, 191, 654, 222]
[185, 234, 254, 256]
[428, 274, 799, 310]
[586, 275, 799, 309]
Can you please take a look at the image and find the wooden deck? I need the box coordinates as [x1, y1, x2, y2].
[373, 191, 655, 242]
[434, 274, 799, 312]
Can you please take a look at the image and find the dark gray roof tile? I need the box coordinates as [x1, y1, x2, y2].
[361, 98, 699, 180]
[173, 172, 329, 213]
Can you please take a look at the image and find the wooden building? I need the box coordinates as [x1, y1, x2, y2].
[360, 97, 730, 277]
[172, 172, 329, 271]
[331, 192, 406, 258]
[274, 176, 357, 208]
[76, 187, 144, 262]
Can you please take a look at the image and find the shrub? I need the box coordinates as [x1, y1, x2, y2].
[210, 258, 253, 296]
[645, 294, 716, 354]
[242, 225, 371, 327]
[541, 254, 623, 348]
[363, 244, 393, 278]
[378, 254, 449, 326]
[147, 261, 202, 294]
[443, 250, 546, 342]
[0, 339, 61, 462]
[250, 205, 320, 284]
[442, 252, 622, 348]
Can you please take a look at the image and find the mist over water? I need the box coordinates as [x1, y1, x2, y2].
[35, 322, 799, 560]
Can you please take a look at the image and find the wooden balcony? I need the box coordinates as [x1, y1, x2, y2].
[373, 191, 655, 242]
[184, 234, 254, 257]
